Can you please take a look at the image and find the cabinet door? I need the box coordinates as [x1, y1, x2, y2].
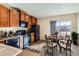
[10, 10, 19, 27]
[0, 5, 9, 27]
[28, 16, 32, 28]
[0, 40, 5, 44]
[31, 17, 37, 25]
[31, 33, 35, 43]
[25, 15, 29, 22]
[21, 12, 26, 21]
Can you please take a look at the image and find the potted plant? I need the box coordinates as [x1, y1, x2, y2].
[71, 32, 78, 45]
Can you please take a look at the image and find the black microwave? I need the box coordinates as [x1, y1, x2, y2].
[19, 21, 28, 27]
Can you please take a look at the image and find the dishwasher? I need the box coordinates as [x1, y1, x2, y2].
[23, 35, 30, 48]
[16, 30, 31, 48]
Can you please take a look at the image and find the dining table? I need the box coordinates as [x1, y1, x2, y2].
[47, 35, 69, 46]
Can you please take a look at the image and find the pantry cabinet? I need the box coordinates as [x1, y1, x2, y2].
[0, 5, 9, 27]
[10, 10, 19, 27]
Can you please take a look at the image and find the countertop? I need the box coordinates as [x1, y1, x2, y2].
[0, 35, 28, 49]
[0, 35, 24, 41]
[0, 43, 22, 56]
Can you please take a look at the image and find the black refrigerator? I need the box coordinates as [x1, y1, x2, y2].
[30, 25, 40, 42]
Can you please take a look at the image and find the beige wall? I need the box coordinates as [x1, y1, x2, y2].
[38, 13, 77, 40]
[38, 19, 50, 40]
[77, 13, 79, 33]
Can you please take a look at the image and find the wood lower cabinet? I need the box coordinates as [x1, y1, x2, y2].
[31, 33, 35, 44]
[0, 5, 9, 27]
[0, 40, 6, 44]
[10, 10, 19, 27]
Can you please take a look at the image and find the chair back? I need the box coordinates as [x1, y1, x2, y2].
[44, 35, 48, 43]
[52, 34, 58, 43]
[65, 35, 70, 41]
[66, 39, 72, 48]
[45, 35, 52, 42]
[44, 34, 54, 45]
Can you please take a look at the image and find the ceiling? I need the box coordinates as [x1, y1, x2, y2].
[6, 3, 79, 18]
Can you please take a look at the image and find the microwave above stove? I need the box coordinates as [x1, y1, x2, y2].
[19, 21, 28, 27]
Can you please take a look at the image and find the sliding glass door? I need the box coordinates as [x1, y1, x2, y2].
[56, 21, 72, 36]
[50, 21, 72, 36]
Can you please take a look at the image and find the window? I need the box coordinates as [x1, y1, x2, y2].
[56, 21, 71, 35]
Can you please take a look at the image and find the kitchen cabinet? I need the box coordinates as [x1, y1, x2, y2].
[28, 16, 37, 28]
[25, 15, 29, 27]
[0, 5, 38, 28]
[28, 16, 32, 28]
[10, 10, 19, 27]
[31, 33, 35, 44]
[31, 16, 37, 25]
[34, 18, 37, 25]
[0, 5, 9, 27]
[20, 12, 26, 21]
[0, 40, 6, 44]
[25, 15, 29, 22]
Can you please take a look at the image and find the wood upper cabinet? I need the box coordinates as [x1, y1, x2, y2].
[28, 16, 37, 28]
[25, 15, 29, 22]
[33, 17, 37, 25]
[0, 5, 9, 27]
[0, 5, 38, 27]
[31, 16, 37, 25]
[28, 16, 32, 28]
[20, 12, 26, 21]
[10, 10, 19, 27]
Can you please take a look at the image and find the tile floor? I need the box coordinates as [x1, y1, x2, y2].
[18, 41, 79, 56]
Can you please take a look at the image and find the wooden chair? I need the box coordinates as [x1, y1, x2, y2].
[59, 38, 72, 56]
[44, 35, 57, 56]
[65, 35, 70, 41]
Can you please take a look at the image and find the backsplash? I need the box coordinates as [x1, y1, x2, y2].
[0, 27, 28, 33]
